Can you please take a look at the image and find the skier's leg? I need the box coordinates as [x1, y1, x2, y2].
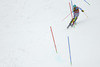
[74, 17, 77, 23]
[67, 13, 79, 28]
[71, 18, 76, 27]
[67, 18, 74, 28]
[71, 16, 78, 26]
[73, 13, 79, 22]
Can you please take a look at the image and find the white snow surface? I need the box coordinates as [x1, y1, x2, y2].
[0, 0, 100, 67]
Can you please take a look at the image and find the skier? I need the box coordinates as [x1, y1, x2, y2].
[67, 4, 84, 29]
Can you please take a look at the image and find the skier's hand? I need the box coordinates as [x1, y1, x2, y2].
[82, 10, 84, 12]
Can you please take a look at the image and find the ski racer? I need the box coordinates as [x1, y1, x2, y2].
[67, 4, 84, 28]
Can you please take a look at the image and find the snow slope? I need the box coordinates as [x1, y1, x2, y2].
[0, 0, 100, 67]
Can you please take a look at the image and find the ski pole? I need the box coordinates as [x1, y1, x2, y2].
[62, 13, 70, 21]
[83, 12, 88, 18]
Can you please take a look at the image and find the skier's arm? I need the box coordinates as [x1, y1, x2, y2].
[78, 7, 84, 12]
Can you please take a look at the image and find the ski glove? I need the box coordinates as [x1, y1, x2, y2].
[82, 10, 84, 12]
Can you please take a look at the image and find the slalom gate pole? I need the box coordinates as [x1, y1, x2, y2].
[69, 2, 74, 25]
[69, 2, 73, 19]
[50, 26, 58, 53]
[67, 36, 72, 65]
[84, 0, 90, 5]
[71, 0, 73, 12]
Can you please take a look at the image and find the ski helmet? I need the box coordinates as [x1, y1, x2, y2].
[73, 4, 76, 7]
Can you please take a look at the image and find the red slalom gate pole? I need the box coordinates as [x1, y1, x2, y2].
[50, 26, 58, 53]
[69, 2, 73, 19]
[69, 2, 74, 25]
